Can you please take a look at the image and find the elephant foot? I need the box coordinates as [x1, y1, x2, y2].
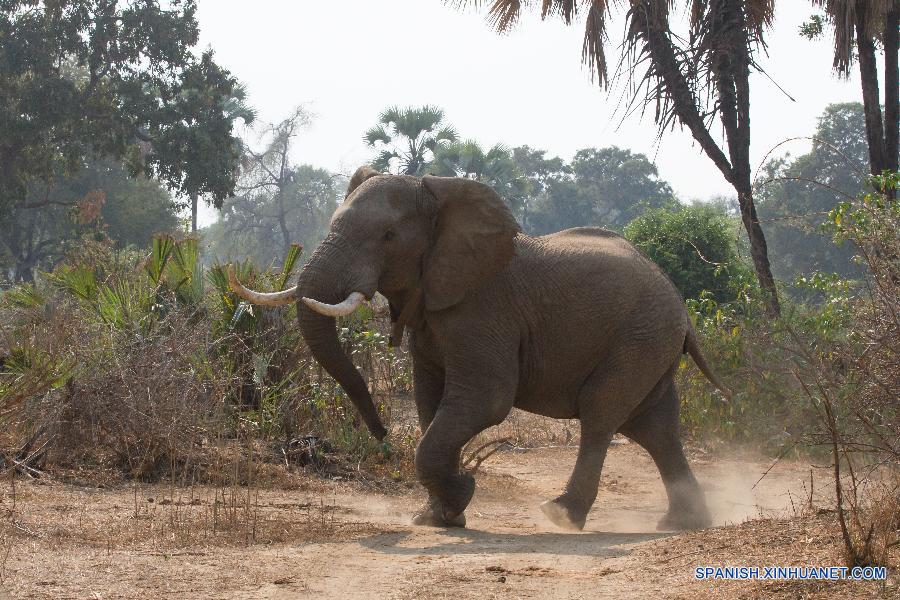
[411, 501, 466, 528]
[540, 498, 586, 531]
[656, 506, 712, 531]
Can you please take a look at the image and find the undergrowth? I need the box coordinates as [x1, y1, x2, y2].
[0, 234, 414, 486]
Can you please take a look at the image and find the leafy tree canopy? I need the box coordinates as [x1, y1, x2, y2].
[526, 146, 675, 235]
[364, 106, 457, 175]
[624, 203, 749, 303]
[0, 0, 253, 217]
[1, 159, 179, 281]
[756, 102, 873, 283]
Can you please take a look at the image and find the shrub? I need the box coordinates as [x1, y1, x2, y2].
[625, 202, 752, 303]
[0, 234, 413, 484]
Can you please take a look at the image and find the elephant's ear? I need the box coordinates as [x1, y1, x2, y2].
[346, 165, 381, 198]
[421, 175, 521, 312]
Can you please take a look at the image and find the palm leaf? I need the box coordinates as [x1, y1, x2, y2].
[46, 265, 99, 302]
[146, 234, 175, 285]
[364, 124, 391, 146]
[583, 0, 611, 87]
[276, 243, 303, 291]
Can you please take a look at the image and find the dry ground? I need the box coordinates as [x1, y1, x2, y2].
[0, 438, 896, 599]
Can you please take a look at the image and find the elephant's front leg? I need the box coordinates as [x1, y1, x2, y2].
[408, 354, 460, 526]
[412, 365, 515, 527]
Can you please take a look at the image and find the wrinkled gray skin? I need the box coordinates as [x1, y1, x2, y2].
[295, 166, 727, 531]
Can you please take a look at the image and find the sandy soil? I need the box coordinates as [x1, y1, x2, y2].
[0, 441, 895, 599]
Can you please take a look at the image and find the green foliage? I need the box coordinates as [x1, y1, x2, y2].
[0, 158, 180, 283]
[0, 1, 252, 220]
[1, 233, 414, 479]
[798, 13, 825, 39]
[624, 203, 751, 303]
[755, 103, 870, 285]
[527, 146, 675, 234]
[365, 106, 457, 175]
[677, 171, 900, 458]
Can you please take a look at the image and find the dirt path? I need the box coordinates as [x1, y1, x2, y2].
[276, 442, 826, 600]
[1, 441, 869, 599]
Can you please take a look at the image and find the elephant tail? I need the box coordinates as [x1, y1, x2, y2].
[684, 326, 733, 400]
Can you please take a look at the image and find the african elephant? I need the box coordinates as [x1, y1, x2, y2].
[229, 166, 730, 531]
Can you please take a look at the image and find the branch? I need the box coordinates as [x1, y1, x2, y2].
[631, 4, 735, 185]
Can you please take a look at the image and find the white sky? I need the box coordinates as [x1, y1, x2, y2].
[193, 1, 862, 226]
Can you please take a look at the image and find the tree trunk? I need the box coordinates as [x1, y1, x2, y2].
[883, 6, 898, 180]
[855, 11, 888, 180]
[190, 194, 198, 233]
[634, 0, 781, 315]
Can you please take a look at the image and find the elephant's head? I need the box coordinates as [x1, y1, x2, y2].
[296, 165, 520, 440]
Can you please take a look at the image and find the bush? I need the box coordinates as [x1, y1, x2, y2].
[625, 202, 752, 303]
[0, 234, 413, 484]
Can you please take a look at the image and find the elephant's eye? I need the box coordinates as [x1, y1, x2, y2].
[383, 230, 395, 242]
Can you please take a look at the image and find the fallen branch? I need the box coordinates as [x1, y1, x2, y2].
[462, 438, 511, 474]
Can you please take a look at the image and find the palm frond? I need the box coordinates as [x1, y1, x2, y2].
[583, 0, 611, 87]
[372, 150, 399, 173]
[364, 125, 391, 146]
[542, 0, 576, 24]
[483, 0, 522, 32]
[434, 125, 458, 143]
[276, 243, 302, 291]
[746, 0, 774, 32]
[812, 0, 897, 75]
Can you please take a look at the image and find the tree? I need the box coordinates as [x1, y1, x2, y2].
[237, 108, 315, 260]
[429, 140, 529, 218]
[187, 82, 256, 233]
[0, 1, 253, 221]
[624, 203, 748, 303]
[206, 165, 339, 267]
[364, 106, 457, 175]
[205, 109, 339, 266]
[511, 146, 570, 232]
[569, 147, 674, 229]
[462, 0, 783, 314]
[525, 147, 675, 235]
[803, 1, 898, 195]
[0, 159, 179, 281]
[756, 103, 869, 282]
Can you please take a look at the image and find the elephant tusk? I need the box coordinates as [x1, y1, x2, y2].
[228, 265, 299, 306]
[302, 291, 366, 317]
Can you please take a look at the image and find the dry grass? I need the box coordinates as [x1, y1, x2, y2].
[632, 512, 897, 599]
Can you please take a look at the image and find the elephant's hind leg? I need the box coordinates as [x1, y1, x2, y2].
[619, 372, 712, 530]
[541, 358, 656, 531]
[540, 425, 613, 530]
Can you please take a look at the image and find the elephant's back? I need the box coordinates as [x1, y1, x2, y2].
[530, 228, 676, 295]
[504, 231, 688, 416]
[538, 227, 640, 259]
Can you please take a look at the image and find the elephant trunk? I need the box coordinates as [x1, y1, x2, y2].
[296, 239, 387, 441]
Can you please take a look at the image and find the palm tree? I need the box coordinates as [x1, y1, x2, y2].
[364, 106, 458, 175]
[461, 0, 783, 315]
[430, 139, 527, 220]
[809, 0, 898, 194]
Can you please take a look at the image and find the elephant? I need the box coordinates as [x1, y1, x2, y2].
[229, 165, 731, 531]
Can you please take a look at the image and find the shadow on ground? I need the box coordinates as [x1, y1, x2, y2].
[359, 527, 672, 558]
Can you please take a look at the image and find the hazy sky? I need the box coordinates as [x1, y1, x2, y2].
[193, 1, 863, 225]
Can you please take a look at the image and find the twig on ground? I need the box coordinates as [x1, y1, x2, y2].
[462, 438, 511, 474]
